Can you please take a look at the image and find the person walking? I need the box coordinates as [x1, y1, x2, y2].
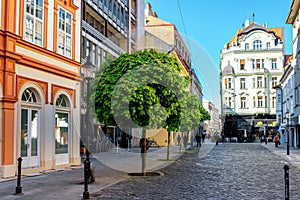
[195, 134, 201, 148]
[274, 134, 279, 147]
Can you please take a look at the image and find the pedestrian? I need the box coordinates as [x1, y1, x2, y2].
[195, 134, 201, 147]
[274, 134, 279, 147]
[202, 132, 206, 143]
[264, 134, 268, 145]
[183, 134, 188, 150]
[177, 134, 181, 146]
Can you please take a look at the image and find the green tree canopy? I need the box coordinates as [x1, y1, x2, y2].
[93, 49, 209, 132]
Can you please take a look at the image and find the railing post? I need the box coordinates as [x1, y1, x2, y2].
[15, 157, 23, 195]
[83, 159, 90, 199]
[284, 165, 290, 200]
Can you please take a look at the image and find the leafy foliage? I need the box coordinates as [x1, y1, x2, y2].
[93, 49, 210, 132]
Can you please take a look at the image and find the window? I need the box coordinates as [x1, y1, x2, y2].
[272, 58, 277, 69]
[224, 79, 228, 89]
[245, 43, 249, 50]
[228, 78, 232, 89]
[24, 0, 44, 46]
[96, 46, 102, 67]
[253, 96, 256, 107]
[257, 77, 263, 88]
[240, 78, 245, 89]
[85, 39, 90, 58]
[265, 96, 268, 108]
[240, 59, 245, 70]
[228, 97, 232, 108]
[58, 8, 72, 57]
[253, 40, 262, 50]
[241, 97, 246, 108]
[22, 88, 38, 102]
[266, 42, 270, 49]
[272, 77, 277, 88]
[55, 95, 70, 155]
[258, 96, 263, 107]
[296, 87, 300, 104]
[278, 94, 281, 104]
[252, 59, 264, 69]
[252, 78, 255, 88]
[91, 43, 96, 65]
[272, 96, 276, 108]
[20, 88, 40, 167]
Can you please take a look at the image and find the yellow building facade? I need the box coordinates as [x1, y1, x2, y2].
[144, 2, 192, 147]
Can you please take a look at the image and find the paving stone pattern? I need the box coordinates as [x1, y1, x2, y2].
[94, 143, 300, 200]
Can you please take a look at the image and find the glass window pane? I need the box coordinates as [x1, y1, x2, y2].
[35, 20, 42, 46]
[31, 110, 38, 156]
[55, 112, 69, 154]
[66, 13, 72, 34]
[35, 5, 43, 19]
[21, 109, 28, 157]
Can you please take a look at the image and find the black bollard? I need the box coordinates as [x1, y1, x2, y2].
[83, 160, 90, 200]
[284, 165, 290, 200]
[15, 157, 23, 195]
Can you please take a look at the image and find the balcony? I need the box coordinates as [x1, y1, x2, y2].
[82, 20, 125, 55]
[252, 68, 269, 74]
[130, 8, 136, 20]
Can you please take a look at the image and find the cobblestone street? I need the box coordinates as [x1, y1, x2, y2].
[94, 143, 300, 200]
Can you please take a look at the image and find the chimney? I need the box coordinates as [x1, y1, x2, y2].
[264, 23, 267, 28]
[245, 19, 250, 27]
[145, 2, 152, 16]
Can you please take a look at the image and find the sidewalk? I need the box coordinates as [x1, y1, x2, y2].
[0, 144, 207, 200]
[260, 141, 300, 168]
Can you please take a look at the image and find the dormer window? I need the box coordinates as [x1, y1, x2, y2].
[266, 42, 270, 49]
[245, 43, 249, 50]
[253, 40, 262, 50]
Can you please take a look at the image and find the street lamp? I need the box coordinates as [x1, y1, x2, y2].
[286, 109, 290, 156]
[81, 57, 95, 200]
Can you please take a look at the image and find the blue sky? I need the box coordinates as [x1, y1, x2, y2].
[146, 0, 293, 109]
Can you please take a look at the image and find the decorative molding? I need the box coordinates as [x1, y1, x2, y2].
[16, 75, 48, 104]
[51, 84, 76, 108]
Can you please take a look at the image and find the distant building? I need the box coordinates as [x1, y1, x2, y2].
[143, 2, 203, 147]
[80, 0, 145, 150]
[220, 20, 284, 141]
[285, 0, 300, 148]
[202, 99, 220, 138]
[0, 0, 82, 178]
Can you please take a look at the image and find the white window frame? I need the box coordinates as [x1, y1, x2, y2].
[240, 78, 245, 89]
[257, 77, 263, 88]
[24, 0, 44, 46]
[272, 59, 277, 69]
[57, 7, 72, 58]
[253, 40, 262, 50]
[241, 97, 246, 108]
[258, 96, 263, 107]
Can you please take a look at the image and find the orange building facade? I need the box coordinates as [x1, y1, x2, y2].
[0, 0, 82, 178]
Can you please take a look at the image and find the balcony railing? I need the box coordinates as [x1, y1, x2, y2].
[82, 20, 125, 55]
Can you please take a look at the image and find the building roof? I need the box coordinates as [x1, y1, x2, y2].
[286, 0, 300, 24]
[226, 22, 283, 47]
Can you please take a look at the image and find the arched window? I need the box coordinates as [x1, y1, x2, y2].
[22, 88, 38, 103]
[56, 94, 68, 107]
[20, 87, 41, 168]
[55, 94, 70, 160]
[253, 40, 262, 50]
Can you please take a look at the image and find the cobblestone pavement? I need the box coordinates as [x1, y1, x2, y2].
[94, 143, 300, 200]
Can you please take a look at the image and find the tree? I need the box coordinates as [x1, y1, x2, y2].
[93, 49, 210, 174]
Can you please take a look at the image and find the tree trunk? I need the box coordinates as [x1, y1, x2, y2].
[141, 128, 147, 176]
[179, 131, 182, 153]
[167, 131, 170, 160]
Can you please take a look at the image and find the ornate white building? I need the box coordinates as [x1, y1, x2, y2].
[220, 20, 284, 141]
